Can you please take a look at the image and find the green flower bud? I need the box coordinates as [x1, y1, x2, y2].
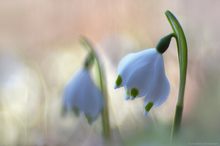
[156, 33, 175, 54]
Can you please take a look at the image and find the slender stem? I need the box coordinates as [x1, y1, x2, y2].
[95, 56, 111, 139]
[165, 11, 188, 140]
[81, 37, 111, 139]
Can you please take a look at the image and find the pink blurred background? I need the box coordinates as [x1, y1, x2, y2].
[0, 0, 219, 145]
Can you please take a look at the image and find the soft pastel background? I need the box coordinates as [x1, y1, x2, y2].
[0, 0, 219, 146]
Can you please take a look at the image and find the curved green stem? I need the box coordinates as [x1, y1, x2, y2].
[81, 37, 111, 139]
[165, 11, 188, 139]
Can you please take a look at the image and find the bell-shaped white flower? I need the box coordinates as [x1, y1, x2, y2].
[115, 48, 170, 112]
[63, 68, 103, 123]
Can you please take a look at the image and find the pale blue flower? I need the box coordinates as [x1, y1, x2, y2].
[115, 48, 170, 113]
[63, 68, 103, 123]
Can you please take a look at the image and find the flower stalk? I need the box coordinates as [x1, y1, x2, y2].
[81, 37, 111, 139]
[165, 10, 188, 139]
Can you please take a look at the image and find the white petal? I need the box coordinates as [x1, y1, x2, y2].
[144, 55, 170, 107]
[116, 48, 157, 88]
[125, 57, 156, 97]
[82, 77, 103, 121]
[124, 49, 162, 97]
[63, 69, 87, 111]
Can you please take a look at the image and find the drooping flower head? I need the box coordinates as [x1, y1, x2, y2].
[115, 34, 173, 113]
[63, 68, 103, 123]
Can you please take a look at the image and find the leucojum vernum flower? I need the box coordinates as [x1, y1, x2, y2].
[62, 38, 111, 139]
[115, 10, 188, 140]
[63, 67, 103, 123]
[115, 34, 172, 114]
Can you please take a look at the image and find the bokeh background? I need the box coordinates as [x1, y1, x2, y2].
[0, 0, 219, 145]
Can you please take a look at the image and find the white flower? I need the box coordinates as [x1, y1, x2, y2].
[63, 68, 103, 123]
[115, 48, 170, 113]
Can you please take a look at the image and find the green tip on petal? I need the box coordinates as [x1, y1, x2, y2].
[126, 90, 130, 99]
[131, 88, 139, 98]
[145, 102, 154, 112]
[85, 114, 94, 124]
[72, 107, 80, 116]
[115, 75, 122, 88]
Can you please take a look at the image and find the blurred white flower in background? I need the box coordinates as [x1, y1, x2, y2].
[63, 68, 103, 123]
[0, 50, 43, 145]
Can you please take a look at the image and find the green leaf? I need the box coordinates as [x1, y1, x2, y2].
[165, 10, 188, 139]
[80, 37, 111, 139]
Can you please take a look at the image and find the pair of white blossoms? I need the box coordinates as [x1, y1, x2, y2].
[63, 48, 170, 122]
